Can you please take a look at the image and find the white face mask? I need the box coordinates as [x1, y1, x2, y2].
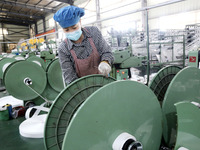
[65, 28, 82, 41]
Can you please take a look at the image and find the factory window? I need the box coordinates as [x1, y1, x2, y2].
[49, 18, 55, 28]
[0, 28, 8, 35]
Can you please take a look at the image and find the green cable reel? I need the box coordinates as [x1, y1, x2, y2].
[174, 101, 200, 150]
[44, 75, 163, 150]
[3, 60, 47, 101]
[162, 67, 200, 147]
[149, 65, 181, 104]
[62, 80, 162, 150]
[46, 58, 64, 92]
[26, 56, 46, 70]
[0, 58, 16, 79]
[44, 75, 116, 150]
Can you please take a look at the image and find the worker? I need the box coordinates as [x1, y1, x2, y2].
[54, 5, 114, 84]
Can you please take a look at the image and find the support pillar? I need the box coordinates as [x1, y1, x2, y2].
[95, 0, 102, 31]
[141, 0, 147, 31]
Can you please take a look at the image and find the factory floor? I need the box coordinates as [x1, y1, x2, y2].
[0, 117, 44, 150]
[0, 90, 170, 150]
[0, 115, 170, 150]
[0, 88, 44, 150]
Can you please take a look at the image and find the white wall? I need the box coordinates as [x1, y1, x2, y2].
[148, 0, 200, 30]
[149, 10, 200, 30]
[148, 0, 200, 18]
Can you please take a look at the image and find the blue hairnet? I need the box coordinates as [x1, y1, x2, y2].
[53, 6, 85, 28]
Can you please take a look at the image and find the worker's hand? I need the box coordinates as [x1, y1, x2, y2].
[98, 61, 111, 77]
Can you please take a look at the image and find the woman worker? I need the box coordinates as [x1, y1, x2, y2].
[54, 5, 114, 84]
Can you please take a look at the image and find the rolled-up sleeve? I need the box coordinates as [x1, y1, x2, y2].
[94, 27, 114, 65]
[58, 43, 78, 84]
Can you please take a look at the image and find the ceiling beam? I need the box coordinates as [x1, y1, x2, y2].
[0, 20, 29, 26]
[36, 0, 43, 6]
[0, 1, 57, 13]
[0, 10, 43, 19]
[17, 7, 23, 13]
[44, 1, 54, 7]
[0, 17, 35, 25]
[53, 0, 89, 6]
[25, 0, 31, 5]
[53, 2, 65, 9]
[8, 5, 13, 12]
[54, 0, 74, 5]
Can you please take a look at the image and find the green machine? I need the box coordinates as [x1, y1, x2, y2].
[40, 40, 56, 63]
[116, 69, 129, 80]
[18, 42, 40, 58]
[27, 44, 37, 57]
[40, 50, 55, 62]
[111, 47, 145, 80]
[35, 42, 43, 52]
[44, 75, 163, 150]
[20, 46, 29, 57]
[188, 50, 200, 68]
[48, 40, 57, 54]
[18, 44, 35, 58]
[25, 40, 57, 68]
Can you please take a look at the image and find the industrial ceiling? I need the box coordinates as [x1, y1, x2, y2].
[0, 0, 76, 26]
